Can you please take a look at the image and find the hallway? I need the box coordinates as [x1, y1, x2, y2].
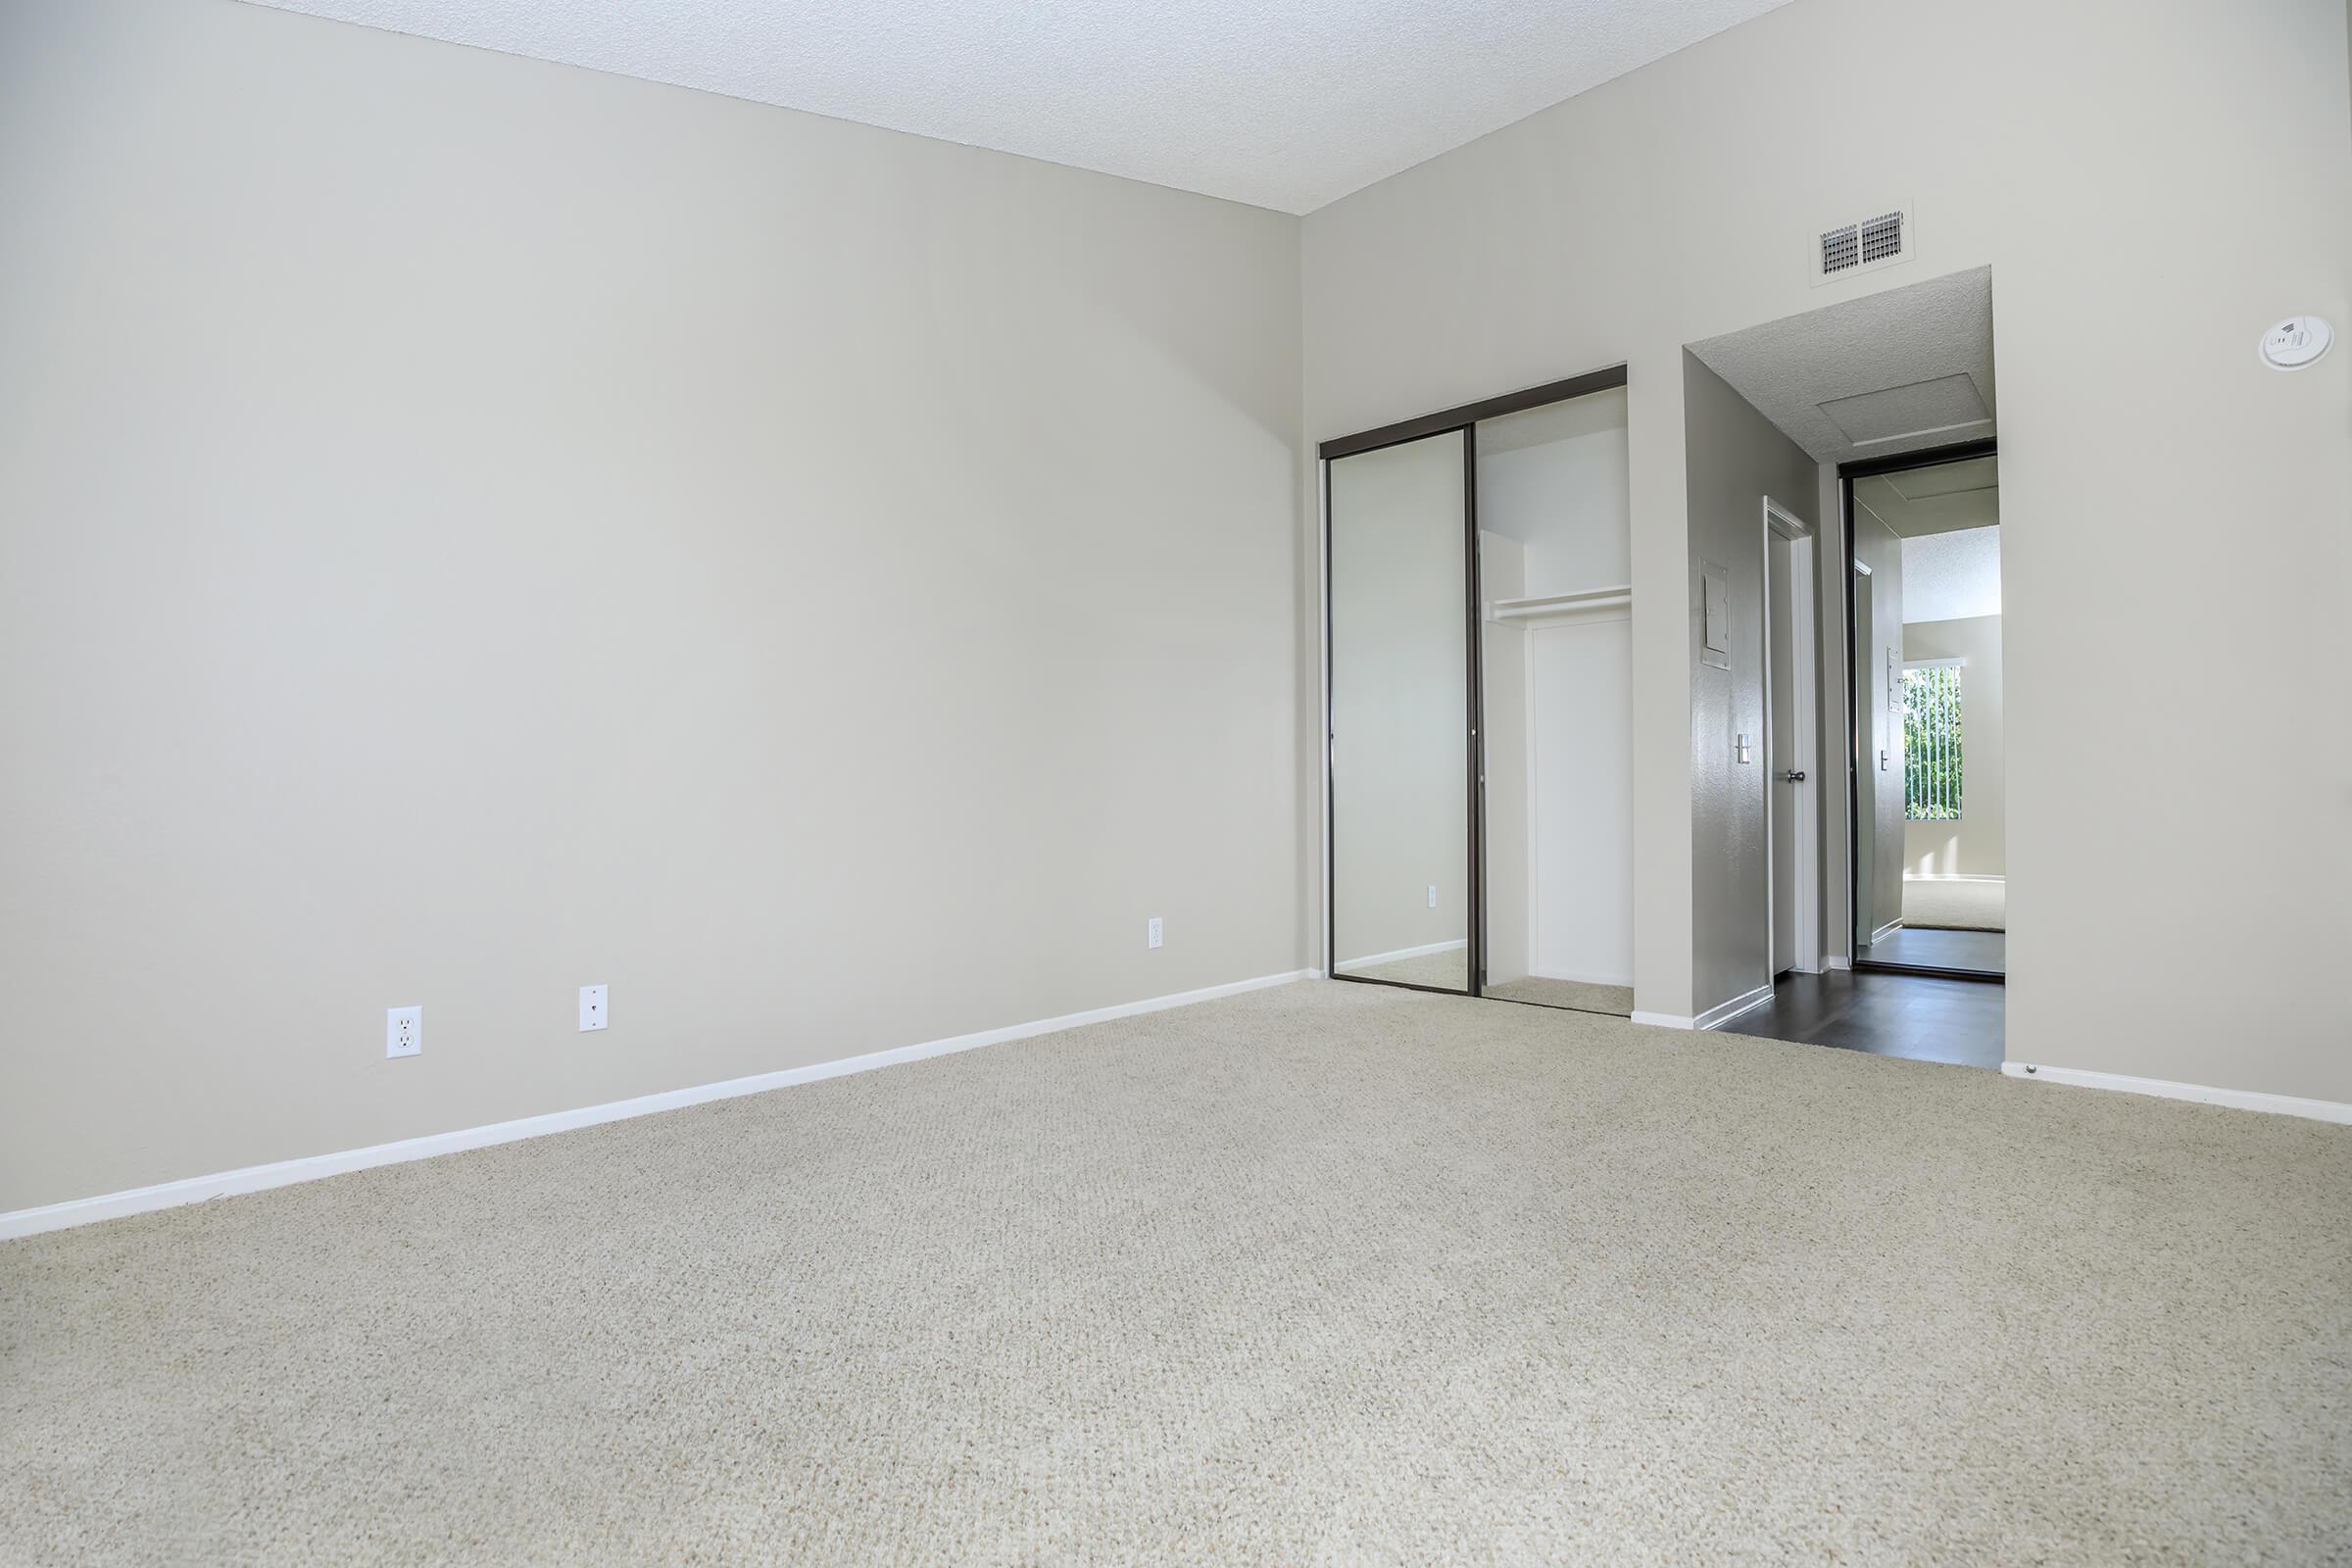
[1720, 969, 2002, 1071]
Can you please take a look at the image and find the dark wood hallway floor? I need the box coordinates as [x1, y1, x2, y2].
[1717, 968, 2003, 1071]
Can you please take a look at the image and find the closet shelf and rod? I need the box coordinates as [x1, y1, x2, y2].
[1486, 584, 1633, 626]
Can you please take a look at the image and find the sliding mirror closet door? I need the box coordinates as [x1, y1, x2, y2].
[1328, 430, 1473, 993]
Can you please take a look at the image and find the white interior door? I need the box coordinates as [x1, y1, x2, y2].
[1763, 502, 1818, 977]
[1767, 531, 1797, 975]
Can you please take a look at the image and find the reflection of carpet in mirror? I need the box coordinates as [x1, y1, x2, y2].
[1335, 949, 1469, 989]
[1483, 975, 1635, 1017]
[1903, 876, 2005, 932]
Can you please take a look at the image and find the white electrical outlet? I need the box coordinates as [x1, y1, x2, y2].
[1427, 884, 1438, 909]
[579, 984, 609, 1032]
[1147, 916, 1163, 950]
[386, 1004, 421, 1059]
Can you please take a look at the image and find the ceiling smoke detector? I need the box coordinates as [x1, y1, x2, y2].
[2258, 317, 2331, 371]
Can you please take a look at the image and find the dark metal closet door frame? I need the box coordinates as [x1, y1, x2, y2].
[1838, 435, 2003, 984]
[1319, 364, 1630, 997]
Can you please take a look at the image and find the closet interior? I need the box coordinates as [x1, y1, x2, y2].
[1324, 368, 1635, 1016]
[1476, 387, 1634, 1015]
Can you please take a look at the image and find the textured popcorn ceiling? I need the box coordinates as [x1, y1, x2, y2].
[1855, 457, 2001, 540]
[243, 0, 1794, 213]
[1688, 268, 1997, 466]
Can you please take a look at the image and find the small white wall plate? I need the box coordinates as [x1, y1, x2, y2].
[2259, 316, 2331, 371]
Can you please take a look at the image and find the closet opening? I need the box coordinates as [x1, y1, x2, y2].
[1321, 366, 1635, 1016]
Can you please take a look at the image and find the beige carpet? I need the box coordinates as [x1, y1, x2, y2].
[1903, 875, 2006, 931]
[1483, 973, 1635, 1016]
[5, 981, 2347, 1564]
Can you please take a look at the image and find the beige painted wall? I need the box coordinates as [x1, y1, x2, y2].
[0, 0, 1305, 1212]
[1903, 616, 2004, 877]
[1305, 0, 2352, 1095]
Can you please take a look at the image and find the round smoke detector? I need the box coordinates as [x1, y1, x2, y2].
[2258, 316, 2332, 371]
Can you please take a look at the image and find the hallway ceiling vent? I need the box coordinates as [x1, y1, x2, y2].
[1814, 204, 1913, 285]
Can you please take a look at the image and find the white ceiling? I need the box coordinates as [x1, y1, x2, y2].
[1901, 526, 2001, 624]
[1686, 267, 1996, 466]
[245, 0, 1794, 214]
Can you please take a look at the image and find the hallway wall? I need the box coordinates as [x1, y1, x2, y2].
[1682, 357, 1817, 1015]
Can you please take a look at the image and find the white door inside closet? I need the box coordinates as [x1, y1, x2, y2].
[1476, 388, 1635, 1016]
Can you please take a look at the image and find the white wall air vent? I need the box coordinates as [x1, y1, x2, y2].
[1813, 203, 1914, 285]
[1858, 209, 1903, 265]
[1821, 224, 1860, 274]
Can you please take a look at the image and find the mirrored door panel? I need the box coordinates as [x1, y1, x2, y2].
[1328, 429, 1473, 993]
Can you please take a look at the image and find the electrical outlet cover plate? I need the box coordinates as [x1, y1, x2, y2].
[386, 1004, 421, 1058]
[1147, 917, 1163, 951]
[579, 984, 609, 1031]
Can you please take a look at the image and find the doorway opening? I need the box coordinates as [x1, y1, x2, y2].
[1844, 444, 2005, 981]
[1684, 264, 2003, 1068]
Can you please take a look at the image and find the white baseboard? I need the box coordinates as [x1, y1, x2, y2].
[1335, 938, 1467, 969]
[1999, 1062, 2352, 1124]
[1623, 979, 1779, 1033]
[1870, 918, 1904, 944]
[1696, 983, 1775, 1031]
[1903, 874, 2005, 883]
[1823, 955, 1852, 971]
[0, 967, 1318, 1242]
